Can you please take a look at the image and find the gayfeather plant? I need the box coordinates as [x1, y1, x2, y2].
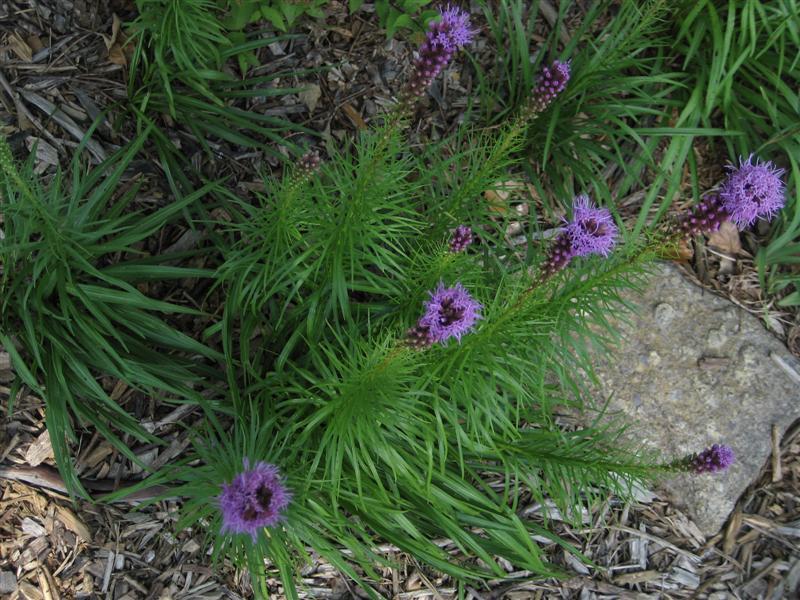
[417, 281, 482, 344]
[679, 154, 786, 236]
[530, 60, 571, 113]
[719, 155, 785, 228]
[92, 4, 791, 598]
[541, 195, 618, 279]
[689, 444, 735, 474]
[405, 5, 474, 98]
[219, 460, 291, 540]
[449, 224, 473, 252]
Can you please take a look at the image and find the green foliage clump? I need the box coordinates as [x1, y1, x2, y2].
[671, 0, 799, 304]
[152, 97, 663, 595]
[128, 0, 310, 160]
[0, 132, 220, 496]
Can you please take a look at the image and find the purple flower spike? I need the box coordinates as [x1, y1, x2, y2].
[719, 154, 785, 229]
[679, 193, 729, 237]
[297, 149, 321, 175]
[690, 444, 735, 474]
[564, 195, 618, 257]
[405, 5, 474, 98]
[449, 225, 473, 253]
[530, 60, 571, 113]
[219, 460, 291, 541]
[418, 281, 481, 344]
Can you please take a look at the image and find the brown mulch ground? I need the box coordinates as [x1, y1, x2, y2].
[1, 0, 799, 598]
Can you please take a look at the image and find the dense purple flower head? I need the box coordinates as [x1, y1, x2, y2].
[432, 5, 475, 50]
[719, 154, 785, 229]
[418, 281, 481, 344]
[690, 444, 735, 474]
[449, 225, 473, 253]
[218, 460, 291, 541]
[405, 5, 474, 98]
[531, 60, 571, 113]
[564, 195, 618, 257]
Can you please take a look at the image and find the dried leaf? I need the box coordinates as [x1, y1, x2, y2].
[104, 14, 132, 66]
[341, 102, 366, 130]
[101, 14, 122, 50]
[707, 221, 742, 255]
[483, 180, 526, 214]
[26, 34, 44, 52]
[299, 84, 321, 113]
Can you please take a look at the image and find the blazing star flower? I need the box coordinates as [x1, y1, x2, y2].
[719, 154, 785, 229]
[530, 60, 571, 114]
[564, 195, 618, 257]
[449, 225, 473, 253]
[405, 5, 475, 98]
[418, 281, 481, 344]
[689, 444, 735, 474]
[218, 460, 291, 541]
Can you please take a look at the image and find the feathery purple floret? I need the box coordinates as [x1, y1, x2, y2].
[564, 195, 618, 257]
[219, 460, 291, 541]
[449, 225, 473, 253]
[418, 281, 481, 344]
[690, 444, 735, 474]
[530, 60, 571, 113]
[405, 5, 474, 98]
[719, 154, 785, 229]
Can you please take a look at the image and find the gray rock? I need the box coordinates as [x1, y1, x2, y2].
[593, 262, 800, 536]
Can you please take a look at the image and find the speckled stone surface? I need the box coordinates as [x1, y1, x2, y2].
[593, 262, 800, 536]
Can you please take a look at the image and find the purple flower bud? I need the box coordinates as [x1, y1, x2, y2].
[678, 193, 730, 237]
[530, 60, 571, 113]
[564, 195, 618, 258]
[689, 444, 735, 474]
[719, 154, 785, 229]
[540, 231, 574, 280]
[418, 281, 481, 344]
[405, 5, 474, 98]
[297, 149, 321, 175]
[405, 323, 434, 350]
[449, 225, 473, 253]
[219, 460, 291, 541]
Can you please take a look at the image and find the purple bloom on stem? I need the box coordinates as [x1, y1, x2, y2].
[564, 195, 618, 257]
[530, 60, 571, 113]
[432, 5, 474, 50]
[449, 225, 473, 253]
[719, 154, 785, 229]
[219, 460, 291, 541]
[689, 444, 735, 474]
[405, 5, 474, 98]
[418, 281, 481, 344]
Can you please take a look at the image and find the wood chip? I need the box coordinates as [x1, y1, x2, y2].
[19, 90, 107, 162]
[24, 430, 53, 467]
[8, 31, 34, 62]
[771, 424, 782, 483]
[55, 506, 91, 542]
